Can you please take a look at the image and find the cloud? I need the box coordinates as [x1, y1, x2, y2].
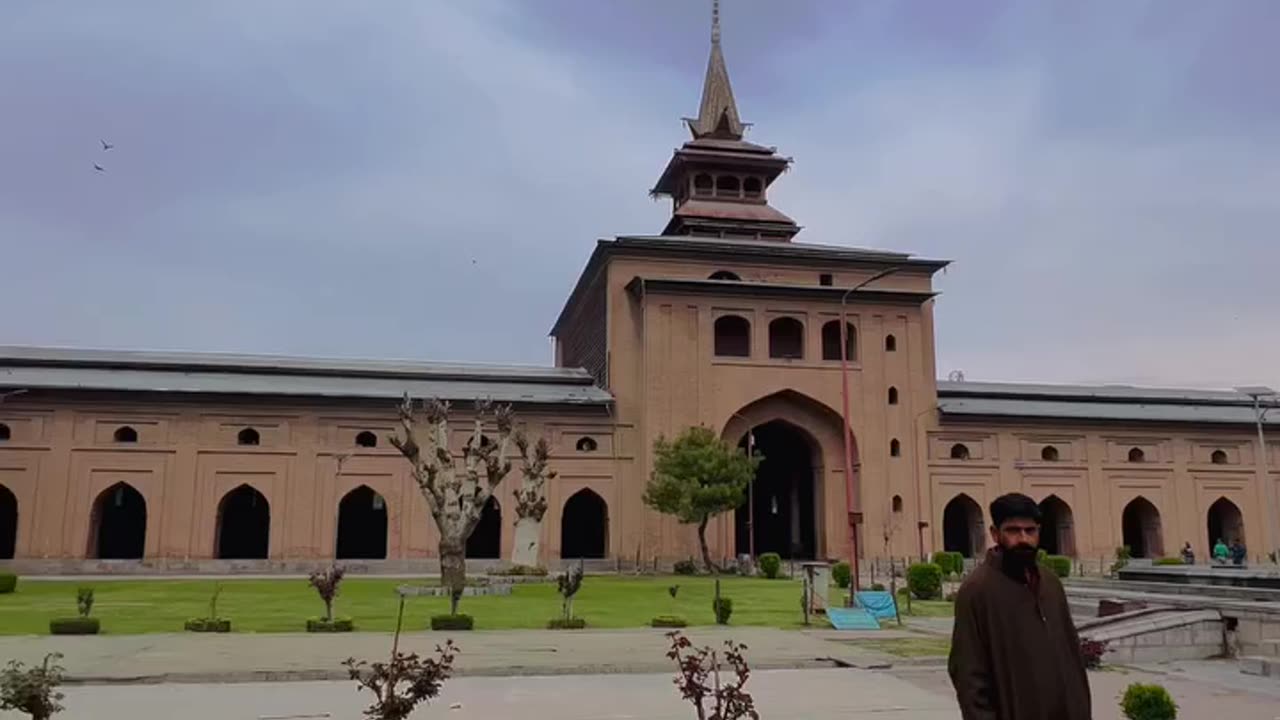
[0, 0, 1275, 388]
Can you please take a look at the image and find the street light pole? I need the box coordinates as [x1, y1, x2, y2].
[1237, 386, 1278, 563]
[840, 266, 903, 596]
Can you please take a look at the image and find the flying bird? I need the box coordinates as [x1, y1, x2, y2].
[101, 139, 114, 151]
[93, 163, 105, 172]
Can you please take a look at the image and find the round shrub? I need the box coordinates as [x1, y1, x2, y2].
[306, 617, 354, 633]
[430, 613, 474, 631]
[673, 558, 698, 576]
[907, 563, 943, 600]
[547, 617, 587, 629]
[49, 618, 100, 635]
[712, 596, 733, 625]
[1045, 555, 1072, 579]
[831, 561, 851, 589]
[1120, 682, 1177, 720]
[0, 572, 17, 594]
[758, 552, 782, 579]
[931, 551, 963, 577]
[184, 618, 232, 633]
[651, 615, 688, 628]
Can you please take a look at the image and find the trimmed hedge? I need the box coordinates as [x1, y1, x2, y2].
[1121, 682, 1177, 720]
[49, 617, 100, 635]
[931, 551, 964, 577]
[547, 617, 587, 629]
[673, 558, 699, 576]
[712, 596, 733, 625]
[184, 618, 232, 633]
[430, 613, 475, 631]
[1044, 555, 1072, 579]
[907, 563, 943, 600]
[650, 615, 688, 628]
[497, 565, 549, 577]
[0, 572, 16, 594]
[1154, 557, 1185, 566]
[758, 552, 782, 579]
[306, 617, 354, 633]
[831, 561, 851, 589]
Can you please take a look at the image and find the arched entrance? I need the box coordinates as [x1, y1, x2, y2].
[336, 486, 388, 560]
[466, 497, 501, 559]
[1121, 496, 1163, 559]
[561, 489, 607, 559]
[942, 494, 985, 557]
[1206, 497, 1245, 550]
[0, 485, 16, 559]
[735, 421, 818, 560]
[1038, 495, 1076, 557]
[216, 485, 270, 559]
[88, 483, 146, 559]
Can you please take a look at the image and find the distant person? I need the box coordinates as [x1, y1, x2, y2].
[949, 493, 1091, 720]
[1180, 542, 1195, 565]
[1213, 538, 1230, 564]
[1231, 541, 1247, 566]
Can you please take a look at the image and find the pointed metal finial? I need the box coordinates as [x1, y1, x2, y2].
[711, 0, 721, 44]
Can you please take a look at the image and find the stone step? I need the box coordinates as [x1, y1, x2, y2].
[1239, 655, 1280, 678]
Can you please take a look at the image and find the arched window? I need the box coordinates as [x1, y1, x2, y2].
[708, 270, 741, 281]
[1128, 447, 1145, 463]
[0, 423, 9, 442]
[336, 485, 388, 560]
[950, 443, 971, 460]
[88, 482, 146, 559]
[1041, 445, 1060, 461]
[885, 334, 897, 352]
[355, 431, 378, 448]
[561, 489, 608, 559]
[113, 426, 138, 443]
[743, 177, 762, 199]
[887, 386, 899, 405]
[576, 437, 598, 452]
[1210, 449, 1228, 465]
[466, 497, 502, 559]
[768, 317, 804, 359]
[713, 315, 751, 358]
[890, 438, 901, 457]
[237, 428, 260, 446]
[215, 485, 270, 559]
[715, 175, 740, 198]
[892, 495, 904, 514]
[693, 173, 713, 197]
[821, 320, 857, 361]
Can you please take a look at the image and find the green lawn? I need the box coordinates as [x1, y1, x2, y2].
[0, 576, 822, 635]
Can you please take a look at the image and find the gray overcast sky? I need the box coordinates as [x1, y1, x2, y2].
[1, 0, 1277, 389]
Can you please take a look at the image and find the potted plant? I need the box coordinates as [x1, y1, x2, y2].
[48, 588, 99, 635]
[547, 562, 586, 629]
[307, 565, 354, 632]
[184, 584, 232, 633]
[651, 584, 687, 628]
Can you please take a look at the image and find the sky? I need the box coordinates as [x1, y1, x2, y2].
[1, 0, 1277, 389]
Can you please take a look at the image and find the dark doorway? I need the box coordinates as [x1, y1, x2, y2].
[1207, 497, 1245, 550]
[561, 489, 608, 559]
[1121, 496, 1163, 558]
[1038, 495, 1076, 556]
[0, 485, 16, 559]
[735, 421, 817, 560]
[942, 494, 984, 558]
[89, 483, 146, 559]
[466, 497, 501, 559]
[336, 486, 388, 560]
[216, 485, 270, 559]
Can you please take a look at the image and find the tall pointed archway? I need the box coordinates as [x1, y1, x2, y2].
[1121, 497, 1163, 559]
[0, 484, 16, 560]
[561, 489, 608, 559]
[466, 497, 501, 560]
[88, 483, 146, 559]
[1206, 497, 1245, 550]
[336, 486, 388, 560]
[216, 485, 270, 559]
[942, 494, 984, 558]
[1038, 495, 1076, 557]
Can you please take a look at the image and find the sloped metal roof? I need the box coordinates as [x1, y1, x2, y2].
[938, 380, 1278, 427]
[0, 346, 613, 406]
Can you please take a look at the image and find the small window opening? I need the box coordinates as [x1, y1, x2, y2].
[888, 386, 899, 405]
[113, 426, 138, 443]
[950, 443, 971, 460]
[886, 334, 897, 352]
[355, 431, 378, 448]
[576, 437, 598, 452]
[1128, 447, 1145, 463]
[1211, 449, 1228, 465]
[1041, 445, 1060, 461]
[890, 438, 901, 457]
[237, 428, 261, 446]
[819, 273, 833, 286]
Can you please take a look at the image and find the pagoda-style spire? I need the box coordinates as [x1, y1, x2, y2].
[684, 0, 744, 140]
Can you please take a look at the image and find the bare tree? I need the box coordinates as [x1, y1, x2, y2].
[389, 395, 514, 614]
[511, 433, 555, 568]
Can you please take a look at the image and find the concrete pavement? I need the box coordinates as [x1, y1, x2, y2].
[0, 669, 962, 720]
[0, 627, 902, 684]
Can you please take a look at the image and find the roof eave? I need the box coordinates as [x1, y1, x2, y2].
[626, 276, 937, 305]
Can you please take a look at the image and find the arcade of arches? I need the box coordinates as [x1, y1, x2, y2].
[941, 494, 1078, 559]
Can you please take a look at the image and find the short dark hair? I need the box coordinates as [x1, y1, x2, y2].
[989, 493, 1041, 528]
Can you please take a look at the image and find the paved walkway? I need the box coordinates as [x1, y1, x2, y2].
[0, 627, 900, 684]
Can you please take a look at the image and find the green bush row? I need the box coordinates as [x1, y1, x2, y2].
[931, 551, 964, 577]
[306, 617, 355, 633]
[0, 572, 16, 594]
